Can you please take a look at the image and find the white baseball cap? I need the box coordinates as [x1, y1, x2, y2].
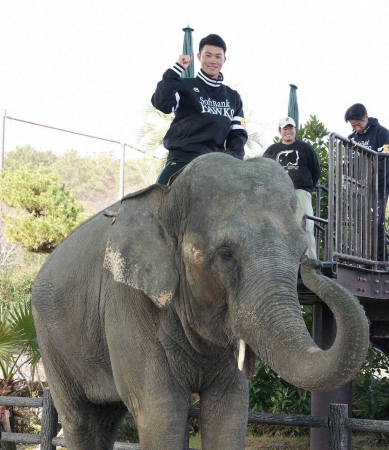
[279, 117, 296, 129]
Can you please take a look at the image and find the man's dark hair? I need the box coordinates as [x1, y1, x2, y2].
[344, 103, 368, 122]
[199, 34, 227, 54]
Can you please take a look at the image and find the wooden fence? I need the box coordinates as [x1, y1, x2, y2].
[1, 388, 389, 449]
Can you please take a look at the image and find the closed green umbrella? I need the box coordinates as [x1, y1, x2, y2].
[182, 25, 194, 78]
[288, 84, 299, 135]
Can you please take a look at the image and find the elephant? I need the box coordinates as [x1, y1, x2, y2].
[32, 153, 369, 450]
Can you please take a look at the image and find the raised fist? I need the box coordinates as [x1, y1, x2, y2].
[177, 55, 193, 69]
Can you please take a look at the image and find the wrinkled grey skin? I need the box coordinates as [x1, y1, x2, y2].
[32, 153, 369, 450]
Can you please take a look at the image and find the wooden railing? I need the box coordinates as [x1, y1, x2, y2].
[2, 389, 389, 449]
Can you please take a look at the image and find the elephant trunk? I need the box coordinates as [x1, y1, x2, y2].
[238, 259, 369, 391]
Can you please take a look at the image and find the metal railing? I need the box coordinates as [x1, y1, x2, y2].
[313, 133, 389, 271]
[0, 112, 164, 200]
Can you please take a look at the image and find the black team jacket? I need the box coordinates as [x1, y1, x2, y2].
[151, 63, 248, 163]
[348, 117, 389, 194]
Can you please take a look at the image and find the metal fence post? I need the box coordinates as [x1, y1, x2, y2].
[119, 139, 125, 199]
[329, 403, 348, 450]
[40, 388, 58, 450]
[0, 108, 6, 169]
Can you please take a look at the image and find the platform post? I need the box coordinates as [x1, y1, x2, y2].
[310, 303, 352, 450]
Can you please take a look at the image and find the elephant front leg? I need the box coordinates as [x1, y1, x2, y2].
[133, 392, 191, 450]
[199, 370, 249, 450]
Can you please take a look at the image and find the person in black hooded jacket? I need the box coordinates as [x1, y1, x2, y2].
[151, 33, 248, 185]
[345, 103, 389, 266]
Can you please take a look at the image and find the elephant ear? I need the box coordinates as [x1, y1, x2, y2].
[104, 186, 178, 308]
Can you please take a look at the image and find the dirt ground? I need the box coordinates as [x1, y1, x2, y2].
[244, 435, 389, 449]
[12, 434, 389, 449]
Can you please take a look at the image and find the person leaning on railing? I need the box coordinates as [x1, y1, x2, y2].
[345, 103, 389, 269]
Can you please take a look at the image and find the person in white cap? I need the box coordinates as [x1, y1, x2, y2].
[263, 117, 321, 259]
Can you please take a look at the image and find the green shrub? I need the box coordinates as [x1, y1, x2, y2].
[249, 360, 311, 416]
[353, 345, 389, 420]
[0, 165, 86, 252]
[249, 345, 389, 430]
[0, 269, 36, 305]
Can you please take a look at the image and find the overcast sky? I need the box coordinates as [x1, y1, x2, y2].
[1, 0, 389, 158]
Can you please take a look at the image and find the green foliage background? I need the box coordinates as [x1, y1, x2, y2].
[0, 268, 41, 381]
[0, 165, 86, 252]
[3, 145, 160, 208]
[0, 269, 35, 305]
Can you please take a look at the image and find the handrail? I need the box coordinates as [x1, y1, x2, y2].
[3, 114, 162, 160]
[323, 133, 388, 270]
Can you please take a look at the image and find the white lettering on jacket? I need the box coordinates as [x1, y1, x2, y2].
[355, 139, 372, 149]
[199, 97, 234, 120]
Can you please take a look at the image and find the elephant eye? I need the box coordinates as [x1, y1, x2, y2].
[217, 247, 234, 261]
[213, 246, 236, 272]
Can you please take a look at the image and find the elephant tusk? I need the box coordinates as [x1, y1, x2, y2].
[238, 339, 246, 371]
